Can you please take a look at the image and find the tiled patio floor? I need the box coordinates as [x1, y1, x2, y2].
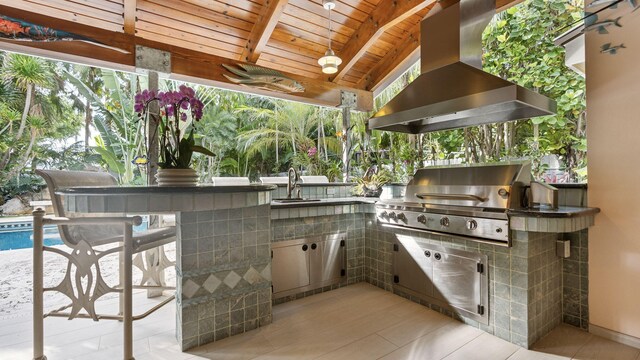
[0, 283, 637, 360]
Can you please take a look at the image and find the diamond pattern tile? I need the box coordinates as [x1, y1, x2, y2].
[243, 266, 262, 285]
[202, 274, 222, 293]
[260, 264, 272, 281]
[224, 271, 242, 289]
[182, 279, 200, 298]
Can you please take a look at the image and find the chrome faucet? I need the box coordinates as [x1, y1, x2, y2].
[287, 167, 299, 199]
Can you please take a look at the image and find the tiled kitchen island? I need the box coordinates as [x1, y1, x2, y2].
[270, 183, 598, 348]
[58, 185, 276, 350]
[59, 183, 598, 352]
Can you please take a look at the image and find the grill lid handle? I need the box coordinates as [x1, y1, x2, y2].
[415, 193, 487, 202]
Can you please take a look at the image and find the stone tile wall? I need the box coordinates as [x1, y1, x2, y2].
[271, 203, 373, 220]
[364, 215, 564, 348]
[271, 184, 353, 200]
[175, 204, 272, 350]
[525, 231, 563, 345]
[557, 186, 589, 330]
[561, 229, 589, 330]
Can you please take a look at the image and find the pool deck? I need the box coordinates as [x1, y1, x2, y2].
[0, 216, 33, 224]
[0, 242, 176, 319]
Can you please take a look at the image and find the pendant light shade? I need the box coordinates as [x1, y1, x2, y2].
[318, 49, 342, 74]
[319, 0, 341, 74]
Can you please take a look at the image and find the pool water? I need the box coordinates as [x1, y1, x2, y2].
[0, 222, 149, 251]
[0, 226, 63, 251]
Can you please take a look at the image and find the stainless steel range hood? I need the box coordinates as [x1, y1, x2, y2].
[368, 0, 556, 134]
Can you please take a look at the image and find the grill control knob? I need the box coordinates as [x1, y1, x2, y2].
[466, 219, 478, 230]
[498, 188, 509, 197]
[389, 212, 397, 221]
[397, 213, 407, 222]
[379, 211, 388, 219]
[417, 214, 427, 224]
[440, 217, 450, 227]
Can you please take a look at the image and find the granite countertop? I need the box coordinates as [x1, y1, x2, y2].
[270, 197, 378, 208]
[57, 184, 278, 195]
[508, 206, 600, 218]
[272, 197, 600, 219]
[272, 182, 356, 187]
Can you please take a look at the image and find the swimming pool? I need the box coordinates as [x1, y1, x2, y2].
[0, 219, 149, 251]
[0, 226, 63, 251]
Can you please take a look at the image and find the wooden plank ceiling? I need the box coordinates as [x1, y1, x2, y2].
[0, 0, 520, 111]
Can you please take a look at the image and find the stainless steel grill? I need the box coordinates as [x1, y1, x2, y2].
[376, 163, 532, 245]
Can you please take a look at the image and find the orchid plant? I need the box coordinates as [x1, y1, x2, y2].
[135, 85, 214, 169]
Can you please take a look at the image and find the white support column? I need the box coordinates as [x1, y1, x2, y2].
[146, 70, 166, 299]
[136, 46, 169, 299]
[339, 91, 357, 183]
[342, 107, 351, 182]
[147, 71, 159, 186]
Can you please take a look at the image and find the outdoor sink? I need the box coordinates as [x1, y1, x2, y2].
[272, 198, 321, 203]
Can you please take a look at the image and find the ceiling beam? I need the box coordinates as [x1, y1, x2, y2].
[357, 25, 421, 93]
[0, 5, 372, 111]
[240, 0, 289, 63]
[123, 0, 137, 35]
[356, 0, 523, 92]
[168, 46, 372, 111]
[331, 0, 432, 83]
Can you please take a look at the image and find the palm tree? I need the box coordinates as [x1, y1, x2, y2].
[236, 100, 340, 175]
[0, 53, 54, 173]
[64, 68, 146, 184]
[192, 105, 237, 181]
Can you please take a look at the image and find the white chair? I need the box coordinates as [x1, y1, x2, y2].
[33, 170, 176, 360]
[259, 176, 289, 184]
[300, 175, 329, 184]
[212, 176, 250, 186]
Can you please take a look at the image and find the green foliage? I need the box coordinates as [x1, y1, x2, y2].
[0, 0, 589, 199]
[0, 53, 52, 90]
[0, 52, 84, 191]
[65, 68, 146, 184]
[353, 167, 392, 196]
[348, 0, 587, 182]
[482, 0, 586, 179]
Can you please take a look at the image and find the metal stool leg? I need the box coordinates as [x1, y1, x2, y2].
[119, 247, 124, 318]
[123, 223, 134, 360]
[32, 209, 47, 360]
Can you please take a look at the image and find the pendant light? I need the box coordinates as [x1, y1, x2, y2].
[318, 0, 342, 74]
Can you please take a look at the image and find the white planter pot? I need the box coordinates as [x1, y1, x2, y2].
[155, 168, 198, 186]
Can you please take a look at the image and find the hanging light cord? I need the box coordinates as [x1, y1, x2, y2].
[328, 6, 333, 50]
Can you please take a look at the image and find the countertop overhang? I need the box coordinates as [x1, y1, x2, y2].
[56, 184, 278, 195]
[508, 206, 600, 218]
[270, 196, 599, 218]
[270, 197, 377, 208]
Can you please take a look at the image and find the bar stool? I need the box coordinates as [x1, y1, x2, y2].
[33, 170, 177, 360]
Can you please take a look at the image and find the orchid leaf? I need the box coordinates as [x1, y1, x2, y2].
[191, 145, 215, 157]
